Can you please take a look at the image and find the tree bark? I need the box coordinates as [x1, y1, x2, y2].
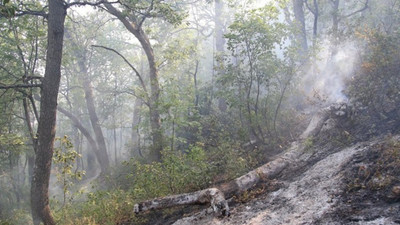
[131, 98, 143, 158]
[305, 0, 319, 45]
[80, 60, 110, 173]
[30, 0, 66, 224]
[293, 0, 308, 57]
[312, 0, 319, 42]
[63, 29, 111, 172]
[104, 2, 163, 162]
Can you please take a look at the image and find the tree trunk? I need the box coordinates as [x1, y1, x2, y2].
[30, 0, 66, 224]
[22, 98, 36, 183]
[292, 0, 308, 57]
[135, 28, 163, 162]
[80, 60, 110, 173]
[103, 3, 163, 162]
[312, 0, 319, 43]
[131, 98, 143, 158]
[63, 29, 110, 172]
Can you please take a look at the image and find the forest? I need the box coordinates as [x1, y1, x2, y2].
[0, 0, 399, 224]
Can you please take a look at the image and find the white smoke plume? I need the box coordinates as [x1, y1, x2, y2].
[301, 40, 360, 104]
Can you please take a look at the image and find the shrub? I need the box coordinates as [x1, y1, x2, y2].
[347, 30, 400, 123]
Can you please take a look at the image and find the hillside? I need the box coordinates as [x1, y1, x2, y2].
[161, 103, 400, 224]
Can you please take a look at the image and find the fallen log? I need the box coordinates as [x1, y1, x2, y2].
[133, 188, 229, 216]
[133, 104, 345, 216]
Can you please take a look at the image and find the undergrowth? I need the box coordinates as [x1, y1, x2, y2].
[46, 141, 259, 225]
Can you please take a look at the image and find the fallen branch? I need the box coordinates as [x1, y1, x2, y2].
[134, 188, 229, 216]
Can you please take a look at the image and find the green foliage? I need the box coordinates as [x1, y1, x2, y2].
[121, 0, 187, 26]
[54, 189, 136, 225]
[53, 136, 85, 206]
[303, 137, 314, 152]
[71, 140, 258, 224]
[0, 133, 26, 164]
[347, 29, 400, 122]
[0, 0, 16, 18]
[220, 2, 298, 144]
[0, 209, 32, 225]
[0, 132, 26, 173]
[132, 145, 212, 200]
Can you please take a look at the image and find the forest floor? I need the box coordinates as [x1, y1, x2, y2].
[129, 103, 400, 225]
[170, 134, 400, 225]
[161, 102, 400, 225]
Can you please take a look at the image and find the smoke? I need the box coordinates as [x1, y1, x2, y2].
[301, 40, 360, 104]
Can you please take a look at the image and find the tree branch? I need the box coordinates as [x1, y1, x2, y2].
[0, 84, 41, 89]
[342, 0, 369, 18]
[66, 0, 119, 8]
[0, 65, 20, 79]
[14, 6, 48, 18]
[91, 44, 149, 100]
[305, 0, 316, 15]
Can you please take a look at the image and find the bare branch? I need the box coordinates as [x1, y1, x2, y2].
[91, 44, 149, 100]
[305, 0, 314, 14]
[25, 76, 43, 81]
[138, 0, 154, 28]
[112, 89, 150, 106]
[0, 65, 20, 79]
[0, 84, 41, 89]
[342, 0, 369, 18]
[66, 0, 119, 8]
[14, 6, 48, 18]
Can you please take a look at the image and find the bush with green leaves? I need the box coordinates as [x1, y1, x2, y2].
[131, 145, 212, 200]
[347, 30, 400, 121]
[53, 136, 85, 210]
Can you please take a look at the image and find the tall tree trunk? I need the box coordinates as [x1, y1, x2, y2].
[136, 28, 163, 162]
[30, 0, 66, 224]
[292, 0, 308, 57]
[104, 3, 163, 162]
[131, 98, 143, 158]
[80, 59, 110, 173]
[22, 98, 36, 182]
[63, 29, 110, 172]
[113, 78, 118, 165]
[312, 0, 319, 43]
